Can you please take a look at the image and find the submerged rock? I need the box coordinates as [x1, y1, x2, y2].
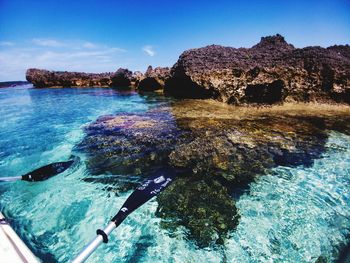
[156, 178, 239, 247]
[76, 111, 188, 176]
[164, 34, 350, 105]
[169, 116, 328, 185]
[76, 100, 350, 246]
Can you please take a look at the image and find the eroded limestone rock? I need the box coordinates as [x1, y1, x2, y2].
[26, 68, 134, 88]
[110, 68, 133, 87]
[138, 66, 171, 92]
[164, 34, 350, 105]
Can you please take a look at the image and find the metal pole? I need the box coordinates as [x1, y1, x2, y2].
[71, 222, 116, 263]
[0, 176, 22, 182]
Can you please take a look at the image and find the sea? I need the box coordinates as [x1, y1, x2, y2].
[0, 85, 349, 262]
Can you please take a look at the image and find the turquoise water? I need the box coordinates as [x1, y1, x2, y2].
[0, 85, 349, 262]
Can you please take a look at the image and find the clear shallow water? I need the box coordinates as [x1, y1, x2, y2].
[0, 85, 349, 262]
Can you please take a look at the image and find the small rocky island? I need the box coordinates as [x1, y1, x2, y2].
[26, 66, 170, 91]
[26, 34, 350, 105]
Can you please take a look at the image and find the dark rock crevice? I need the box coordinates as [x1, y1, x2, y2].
[138, 77, 163, 91]
[164, 75, 218, 99]
[243, 79, 285, 104]
[110, 68, 132, 87]
[138, 66, 171, 92]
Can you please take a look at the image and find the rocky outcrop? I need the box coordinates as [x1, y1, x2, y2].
[110, 68, 132, 87]
[164, 34, 350, 104]
[130, 71, 144, 87]
[138, 66, 170, 91]
[26, 68, 133, 88]
[26, 66, 171, 91]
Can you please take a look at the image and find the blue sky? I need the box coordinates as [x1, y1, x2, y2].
[0, 0, 349, 81]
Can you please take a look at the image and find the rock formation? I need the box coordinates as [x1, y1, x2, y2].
[26, 68, 134, 88]
[164, 34, 350, 104]
[130, 71, 144, 87]
[26, 68, 113, 88]
[138, 66, 171, 91]
[110, 68, 133, 87]
[26, 34, 349, 102]
[25, 66, 171, 91]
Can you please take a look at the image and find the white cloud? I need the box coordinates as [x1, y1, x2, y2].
[0, 39, 128, 81]
[142, 45, 155, 56]
[0, 41, 14, 47]
[82, 42, 97, 49]
[110, 47, 127, 52]
[36, 48, 122, 61]
[32, 38, 65, 47]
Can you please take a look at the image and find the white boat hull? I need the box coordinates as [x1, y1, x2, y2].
[0, 212, 39, 263]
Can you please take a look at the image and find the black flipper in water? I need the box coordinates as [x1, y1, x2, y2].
[0, 156, 80, 182]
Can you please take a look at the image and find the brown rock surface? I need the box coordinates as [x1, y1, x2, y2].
[164, 34, 350, 104]
[110, 68, 133, 87]
[138, 66, 171, 91]
[26, 68, 134, 88]
[131, 71, 145, 87]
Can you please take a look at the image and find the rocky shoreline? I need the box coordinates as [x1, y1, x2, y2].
[165, 35, 350, 105]
[26, 34, 350, 105]
[26, 66, 170, 90]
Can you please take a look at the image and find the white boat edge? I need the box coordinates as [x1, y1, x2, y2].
[0, 212, 39, 263]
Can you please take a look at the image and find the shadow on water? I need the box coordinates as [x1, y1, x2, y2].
[126, 233, 156, 263]
[337, 240, 350, 263]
